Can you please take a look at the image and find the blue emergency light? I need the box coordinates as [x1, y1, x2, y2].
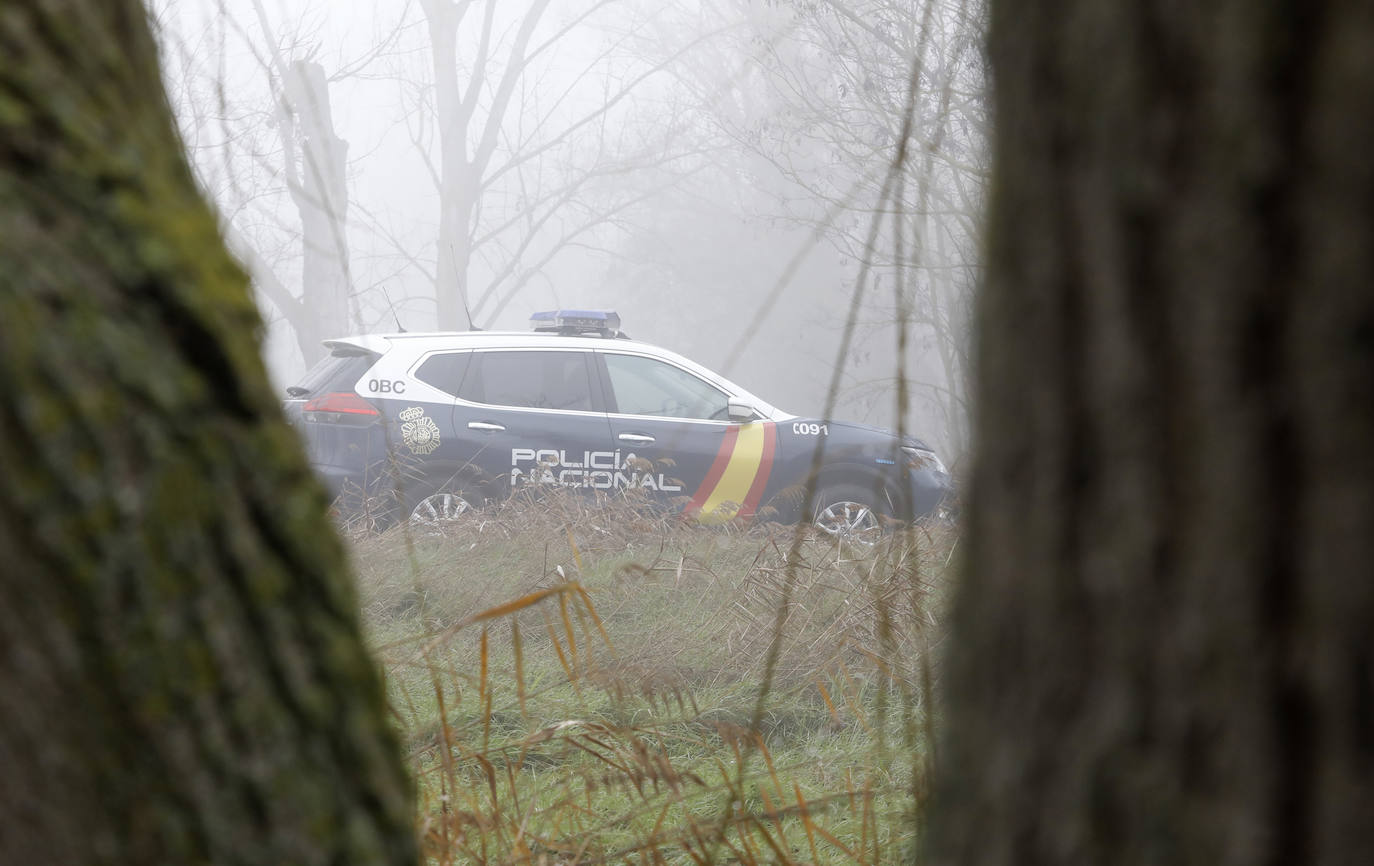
[529, 309, 623, 335]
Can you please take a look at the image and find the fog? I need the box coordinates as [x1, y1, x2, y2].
[153, 0, 987, 460]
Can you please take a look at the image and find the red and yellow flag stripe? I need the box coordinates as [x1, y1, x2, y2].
[688, 421, 777, 524]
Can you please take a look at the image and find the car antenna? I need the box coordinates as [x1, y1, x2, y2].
[381, 287, 406, 333]
[462, 294, 482, 331]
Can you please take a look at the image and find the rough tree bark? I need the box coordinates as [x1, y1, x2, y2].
[0, 3, 416, 864]
[932, 2, 1374, 865]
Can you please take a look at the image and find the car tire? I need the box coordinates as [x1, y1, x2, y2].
[405, 480, 484, 528]
[812, 483, 885, 546]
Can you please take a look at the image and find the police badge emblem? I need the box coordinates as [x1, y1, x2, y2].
[399, 406, 441, 456]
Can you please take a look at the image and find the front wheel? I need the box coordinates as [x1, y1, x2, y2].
[812, 483, 885, 546]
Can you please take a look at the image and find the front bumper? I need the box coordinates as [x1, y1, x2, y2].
[907, 467, 955, 520]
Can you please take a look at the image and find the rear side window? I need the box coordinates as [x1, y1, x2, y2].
[289, 350, 376, 397]
[414, 351, 472, 396]
[460, 351, 594, 411]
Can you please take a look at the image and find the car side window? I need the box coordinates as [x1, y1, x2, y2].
[603, 353, 729, 421]
[460, 351, 594, 411]
[413, 351, 472, 396]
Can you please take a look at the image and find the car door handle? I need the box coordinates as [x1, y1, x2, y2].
[618, 432, 655, 444]
[468, 421, 506, 432]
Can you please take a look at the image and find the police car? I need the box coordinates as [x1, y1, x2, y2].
[284, 311, 952, 540]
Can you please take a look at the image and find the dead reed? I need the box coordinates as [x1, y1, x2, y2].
[348, 489, 958, 866]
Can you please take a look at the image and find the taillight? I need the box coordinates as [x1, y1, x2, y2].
[303, 392, 381, 425]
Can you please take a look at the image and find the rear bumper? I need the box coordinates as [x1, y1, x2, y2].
[311, 460, 409, 505]
[313, 463, 361, 499]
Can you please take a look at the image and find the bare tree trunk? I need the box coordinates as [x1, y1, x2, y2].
[0, 3, 415, 864]
[283, 60, 352, 361]
[426, 0, 475, 330]
[933, 2, 1374, 865]
[421, 0, 551, 331]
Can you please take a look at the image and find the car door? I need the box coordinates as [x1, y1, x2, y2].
[452, 349, 615, 501]
[397, 349, 480, 493]
[595, 350, 777, 523]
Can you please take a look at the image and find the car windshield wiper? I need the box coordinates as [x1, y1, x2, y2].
[286, 385, 311, 397]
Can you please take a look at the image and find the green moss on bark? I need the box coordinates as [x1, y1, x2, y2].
[0, 3, 416, 864]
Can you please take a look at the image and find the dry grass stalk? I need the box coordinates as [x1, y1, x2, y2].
[347, 489, 957, 865]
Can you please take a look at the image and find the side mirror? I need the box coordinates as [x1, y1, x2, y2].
[727, 398, 757, 423]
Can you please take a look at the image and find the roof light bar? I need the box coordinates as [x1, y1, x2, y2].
[529, 309, 622, 334]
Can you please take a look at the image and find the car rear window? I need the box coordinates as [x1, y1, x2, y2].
[414, 351, 473, 396]
[459, 351, 594, 411]
[289, 350, 377, 397]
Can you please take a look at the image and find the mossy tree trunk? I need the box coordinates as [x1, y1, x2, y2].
[933, 2, 1374, 865]
[0, 3, 415, 864]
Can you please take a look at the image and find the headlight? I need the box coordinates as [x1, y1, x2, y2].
[902, 445, 948, 475]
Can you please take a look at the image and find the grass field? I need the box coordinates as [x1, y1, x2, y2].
[350, 491, 958, 865]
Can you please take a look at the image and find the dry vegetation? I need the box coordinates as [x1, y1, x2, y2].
[347, 490, 959, 865]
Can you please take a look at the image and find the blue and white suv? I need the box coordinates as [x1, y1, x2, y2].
[284, 311, 952, 539]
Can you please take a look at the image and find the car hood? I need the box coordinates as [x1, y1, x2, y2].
[793, 418, 935, 452]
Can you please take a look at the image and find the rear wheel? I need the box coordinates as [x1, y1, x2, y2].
[409, 491, 476, 525]
[404, 479, 484, 528]
[812, 483, 885, 546]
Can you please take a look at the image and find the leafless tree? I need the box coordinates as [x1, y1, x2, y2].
[155, 0, 409, 369]
[409, 0, 715, 328]
[641, 0, 988, 454]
